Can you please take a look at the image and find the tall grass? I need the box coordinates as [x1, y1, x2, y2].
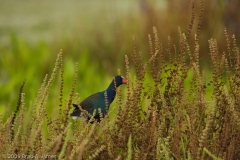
[0, 0, 240, 159]
[1, 0, 239, 116]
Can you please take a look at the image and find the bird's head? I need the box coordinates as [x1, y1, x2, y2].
[114, 75, 127, 87]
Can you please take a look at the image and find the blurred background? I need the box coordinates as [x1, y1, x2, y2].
[0, 0, 239, 120]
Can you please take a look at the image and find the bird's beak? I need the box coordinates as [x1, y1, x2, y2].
[122, 78, 127, 84]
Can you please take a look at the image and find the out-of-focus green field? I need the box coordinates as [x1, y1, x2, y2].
[0, 0, 239, 122]
[0, 0, 143, 120]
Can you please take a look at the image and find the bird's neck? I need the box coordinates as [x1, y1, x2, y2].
[105, 81, 117, 104]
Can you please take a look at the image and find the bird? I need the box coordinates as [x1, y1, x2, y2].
[70, 75, 127, 122]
